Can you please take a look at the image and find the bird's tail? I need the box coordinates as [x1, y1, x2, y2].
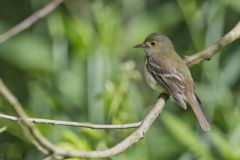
[187, 93, 211, 132]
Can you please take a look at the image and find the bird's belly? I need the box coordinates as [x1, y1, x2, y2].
[145, 69, 165, 92]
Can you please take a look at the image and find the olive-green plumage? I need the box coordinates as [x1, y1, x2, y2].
[134, 33, 210, 131]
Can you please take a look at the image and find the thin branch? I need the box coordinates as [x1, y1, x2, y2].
[56, 94, 169, 158]
[0, 113, 141, 129]
[0, 79, 168, 158]
[184, 21, 240, 66]
[0, 79, 57, 154]
[0, 0, 64, 44]
[0, 16, 239, 158]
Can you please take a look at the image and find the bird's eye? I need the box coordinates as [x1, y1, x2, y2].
[151, 41, 155, 46]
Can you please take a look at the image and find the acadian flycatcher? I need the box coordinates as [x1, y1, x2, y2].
[134, 33, 210, 131]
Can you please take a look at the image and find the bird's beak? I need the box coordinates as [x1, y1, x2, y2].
[133, 43, 147, 48]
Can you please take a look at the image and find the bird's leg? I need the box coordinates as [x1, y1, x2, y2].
[158, 92, 169, 101]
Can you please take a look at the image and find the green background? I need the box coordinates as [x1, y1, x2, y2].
[0, 0, 240, 159]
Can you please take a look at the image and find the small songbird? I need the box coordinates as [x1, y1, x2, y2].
[134, 33, 210, 131]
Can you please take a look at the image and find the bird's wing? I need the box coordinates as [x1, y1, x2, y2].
[146, 56, 187, 109]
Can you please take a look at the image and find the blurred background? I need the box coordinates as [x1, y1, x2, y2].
[0, 0, 240, 159]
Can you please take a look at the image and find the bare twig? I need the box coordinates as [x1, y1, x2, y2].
[0, 113, 141, 129]
[0, 79, 168, 158]
[0, 7, 239, 157]
[0, 79, 55, 154]
[56, 94, 169, 158]
[184, 22, 240, 66]
[0, 0, 64, 44]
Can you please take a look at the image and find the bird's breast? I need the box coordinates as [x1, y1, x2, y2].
[144, 59, 165, 92]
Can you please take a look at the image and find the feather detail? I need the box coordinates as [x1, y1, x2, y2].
[146, 57, 187, 109]
[187, 93, 211, 131]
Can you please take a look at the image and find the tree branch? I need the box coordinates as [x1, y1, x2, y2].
[0, 0, 64, 44]
[56, 94, 169, 158]
[184, 22, 240, 66]
[0, 79, 56, 154]
[0, 113, 141, 129]
[0, 79, 168, 158]
[0, 12, 239, 158]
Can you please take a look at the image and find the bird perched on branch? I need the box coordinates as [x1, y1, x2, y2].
[134, 33, 210, 131]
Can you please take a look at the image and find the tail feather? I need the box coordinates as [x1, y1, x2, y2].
[188, 93, 211, 132]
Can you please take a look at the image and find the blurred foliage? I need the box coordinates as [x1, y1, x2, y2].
[0, 126, 6, 134]
[0, 0, 240, 159]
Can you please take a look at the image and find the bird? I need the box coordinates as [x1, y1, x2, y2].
[134, 33, 210, 131]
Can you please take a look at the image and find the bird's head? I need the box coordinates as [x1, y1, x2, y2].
[134, 33, 174, 55]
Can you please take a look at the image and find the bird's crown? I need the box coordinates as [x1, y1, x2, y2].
[145, 33, 172, 44]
